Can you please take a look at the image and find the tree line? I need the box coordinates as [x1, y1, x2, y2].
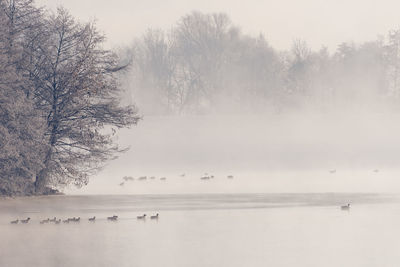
[0, 0, 139, 196]
[123, 11, 400, 114]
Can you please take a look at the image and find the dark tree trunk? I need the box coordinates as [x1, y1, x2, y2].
[34, 172, 46, 194]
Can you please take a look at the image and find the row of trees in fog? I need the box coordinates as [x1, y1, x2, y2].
[0, 0, 138, 195]
[124, 12, 400, 114]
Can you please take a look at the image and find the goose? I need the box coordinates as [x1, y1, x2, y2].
[63, 219, 70, 224]
[180, 174, 185, 177]
[227, 175, 234, 179]
[55, 219, 61, 224]
[160, 177, 166, 180]
[123, 176, 134, 181]
[88, 216, 96, 222]
[150, 176, 156, 179]
[341, 204, 350, 210]
[40, 218, 50, 224]
[137, 214, 146, 220]
[150, 213, 159, 219]
[119, 182, 124, 186]
[138, 176, 147, 181]
[49, 217, 57, 223]
[329, 170, 336, 174]
[200, 176, 210, 180]
[107, 215, 118, 221]
[69, 217, 80, 222]
[10, 219, 18, 224]
[21, 218, 30, 224]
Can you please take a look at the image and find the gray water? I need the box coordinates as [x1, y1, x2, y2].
[1, 193, 399, 267]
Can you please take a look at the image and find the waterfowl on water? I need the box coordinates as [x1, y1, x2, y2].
[341, 204, 350, 210]
[40, 218, 50, 224]
[88, 216, 96, 222]
[10, 219, 18, 224]
[137, 214, 146, 220]
[67, 217, 80, 222]
[123, 176, 134, 181]
[21, 218, 30, 224]
[150, 213, 159, 219]
[107, 215, 118, 221]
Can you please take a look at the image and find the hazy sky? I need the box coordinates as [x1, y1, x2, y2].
[36, 0, 400, 51]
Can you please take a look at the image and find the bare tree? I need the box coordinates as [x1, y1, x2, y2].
[385, 30, 400, 98]
[129, 29, 177, 114]
[0, 3, 47, 195]
[19, 8, 139, 193]
[172, 12, 233, 112]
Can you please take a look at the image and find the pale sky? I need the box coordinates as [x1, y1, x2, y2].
[36, 0, 400, 51]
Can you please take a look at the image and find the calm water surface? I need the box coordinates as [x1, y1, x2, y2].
[1, 193, 399, 267]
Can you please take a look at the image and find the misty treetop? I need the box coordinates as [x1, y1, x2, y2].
[123, 11, 400, 114]
[0, 0, 139, 196]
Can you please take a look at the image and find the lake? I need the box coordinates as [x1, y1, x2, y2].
[1, 193, 399, 267]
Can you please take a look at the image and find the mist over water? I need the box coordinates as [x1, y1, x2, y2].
[85, 8, 400, 194]
[71, 109, 400, 194]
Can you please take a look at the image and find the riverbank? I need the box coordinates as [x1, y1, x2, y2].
[0, 187, 63, 198]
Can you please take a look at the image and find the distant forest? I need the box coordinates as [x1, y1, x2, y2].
[122, 11, 400, 114]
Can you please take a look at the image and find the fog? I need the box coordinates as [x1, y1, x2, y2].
[5, 1, 400, 267]
[59, 8, 400, 195]
[65, 111, 400, 194]
[36, 0, 400, 50]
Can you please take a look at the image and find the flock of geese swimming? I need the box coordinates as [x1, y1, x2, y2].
[119, 168, 380, 185]
[119, 174, 234, 186]
[9, 213, 160, 224]
[120, 168, 380, 185]
[9, 203, 351, 224]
